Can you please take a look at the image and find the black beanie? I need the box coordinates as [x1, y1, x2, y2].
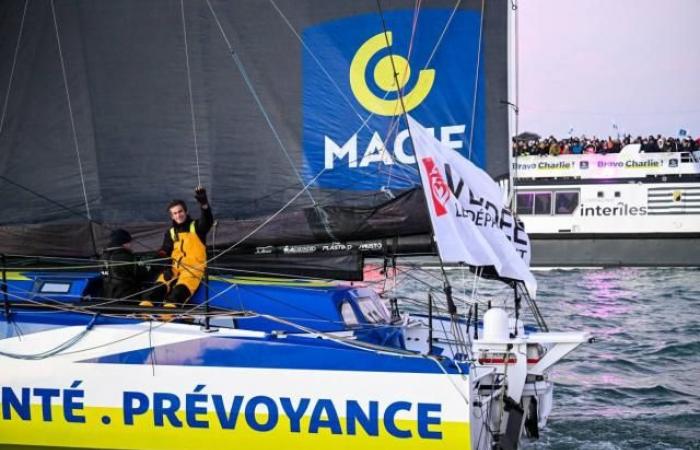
[109, 229, 132, 247]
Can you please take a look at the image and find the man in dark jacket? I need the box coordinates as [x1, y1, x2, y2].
[141, 186, 213, 308]
[102, 229, 150, 303]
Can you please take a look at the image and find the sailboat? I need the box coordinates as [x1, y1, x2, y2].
[0, 1, 589, 449]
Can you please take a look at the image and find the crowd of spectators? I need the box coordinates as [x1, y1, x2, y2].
[513, 134, 700, 157]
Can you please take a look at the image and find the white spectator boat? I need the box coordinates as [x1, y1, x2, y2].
[512, 145, 700, 266]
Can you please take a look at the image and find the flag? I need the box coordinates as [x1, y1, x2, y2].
[407, 115, 537, 296]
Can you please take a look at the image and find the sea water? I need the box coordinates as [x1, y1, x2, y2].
[394, 267, 700, 450]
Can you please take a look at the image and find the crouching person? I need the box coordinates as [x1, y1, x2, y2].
[102, 229, 150, 303]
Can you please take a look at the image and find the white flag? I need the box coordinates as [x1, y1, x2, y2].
[408, 115, 537, 296]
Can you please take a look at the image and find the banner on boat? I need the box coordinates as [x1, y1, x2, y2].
[0, 351, 472, 450]
[408, 116, 537, 296]
[513, 152, 700, 180]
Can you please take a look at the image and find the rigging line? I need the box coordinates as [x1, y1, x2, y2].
[377, 0, 422, 187]
[0, 177, 152, 253]
[375, 0, 466, 185]
[271, 0, 431, 194]
[205, 1, 313, 205]
[390, 267, 471, 308]
[423, 0, 460, 69]
[268, 0, 419, 180]
[376, 0, 453, 318]
[0, 314, 98, 360]
[50, 0, 92, 222]
[0, 0, 29, 136]
[182, 280, 404, 328]
[3, 288, 122, 316]
[4, 253, 98, 263]
[1, 256, 169, 273]
[0, 174, 90, 222]
[268, 0, 362, 123]
[257, 312, 419, 358]
[389, 266, 480, 309]
[206, 167, 327, 265]
[180, 0, 201, 187]
[206, 0, 339, 241]
[193, 279, 373, 326]
[56, 319, 172, 356]
[505, 0, 521, 210]
[407, 0, 422, 62]
[263, 306, 472, 402]
[270, 0, 459, 186]
[57, 284, 241, 356]
[269, 0, 409, 150]
[148, 319, 156, 376]
[467, 0, 485, 160]
[207, 266, 349, 284]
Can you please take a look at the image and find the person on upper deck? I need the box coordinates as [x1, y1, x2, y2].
[570, 139, 583, 154]
[140, 186, 213, 309]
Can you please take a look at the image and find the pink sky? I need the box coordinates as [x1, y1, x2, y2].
[517, 0, 700, 138]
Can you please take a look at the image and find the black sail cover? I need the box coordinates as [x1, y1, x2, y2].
[0, 0, 509, 258]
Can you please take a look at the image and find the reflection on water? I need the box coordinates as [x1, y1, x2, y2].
[574, 269, 635, 319]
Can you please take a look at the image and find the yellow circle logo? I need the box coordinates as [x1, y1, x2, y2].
[350, 32, 435, 116]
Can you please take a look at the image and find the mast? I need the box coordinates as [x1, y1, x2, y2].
[506, 0, 520, 209]
[374, 0, 459, 317]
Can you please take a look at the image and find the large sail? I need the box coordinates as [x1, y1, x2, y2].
[0, 0, 509, 257]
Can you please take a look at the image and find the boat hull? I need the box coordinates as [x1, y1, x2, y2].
[529, 233, 700, 267]
[0, 319, 474, 450]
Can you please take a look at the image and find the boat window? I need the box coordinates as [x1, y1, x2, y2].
[534, 192, 552, 214]
[39, 282, 71, 294]
[356, 297, 389, 324]
[554, 191, 580, 214]
[340, 302, 359, 326]
[516, 193, 534, 215]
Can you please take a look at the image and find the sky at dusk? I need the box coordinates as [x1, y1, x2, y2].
[517, 0, 700, 139]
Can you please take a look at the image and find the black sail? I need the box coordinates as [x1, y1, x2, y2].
[0, 0, 509, 257]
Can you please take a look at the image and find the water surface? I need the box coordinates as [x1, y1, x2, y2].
[393, 267, 700, 450]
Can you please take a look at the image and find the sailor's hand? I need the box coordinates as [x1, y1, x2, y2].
[194, 186, 208, 206]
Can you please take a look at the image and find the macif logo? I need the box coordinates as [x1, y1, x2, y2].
[421, 157, 449, 216]
[302, 9, 485, 191]
[349, 31, 435, 116]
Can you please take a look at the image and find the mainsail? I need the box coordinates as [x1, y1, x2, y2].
[0, 0, 509, 257]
